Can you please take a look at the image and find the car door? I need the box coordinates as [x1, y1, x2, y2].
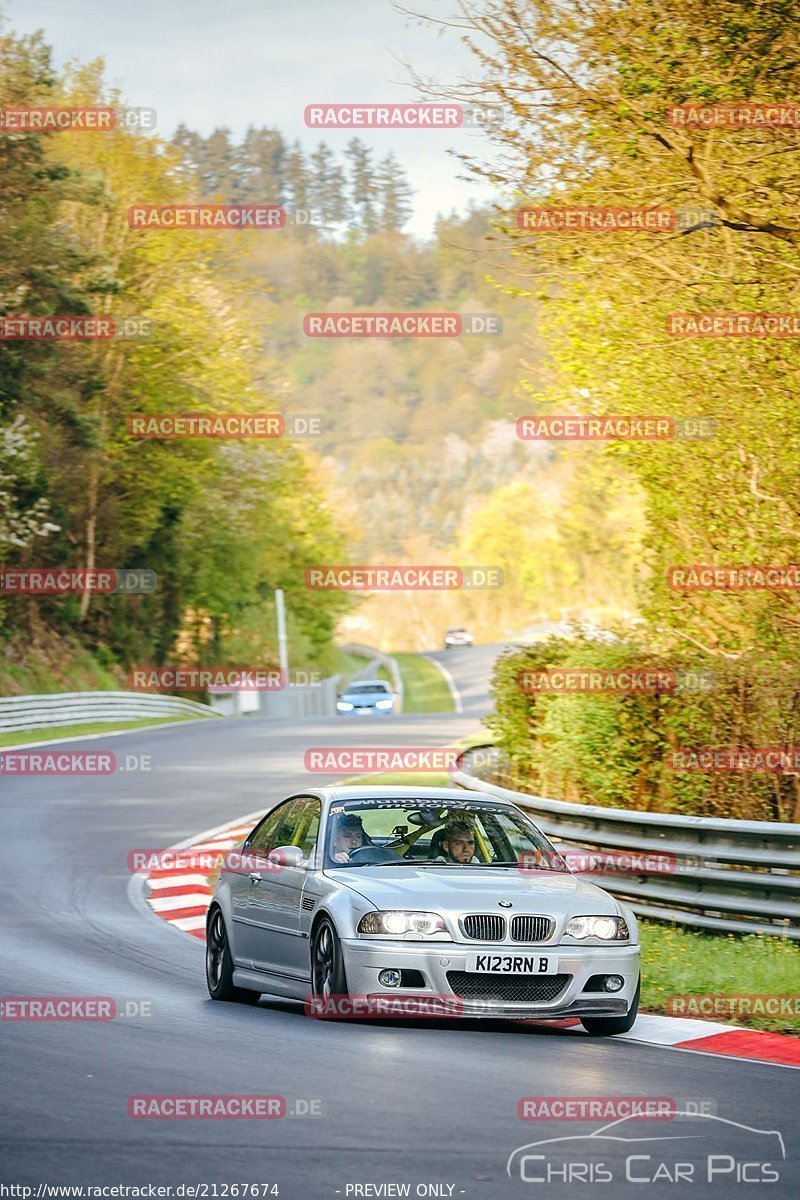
[230, 801, 293, 966]
[247, 796, 321, 980]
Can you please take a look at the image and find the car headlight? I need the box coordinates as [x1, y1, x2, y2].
[564, 915, 630, 941]
[375, 699, 393, 709]
[357, 910, 450, 939]
[336, 701, 353, 711]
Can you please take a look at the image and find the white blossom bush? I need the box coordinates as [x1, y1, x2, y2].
[0, 415, 60, 548]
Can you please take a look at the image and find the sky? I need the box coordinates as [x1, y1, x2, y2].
[2, 0, 502, 236]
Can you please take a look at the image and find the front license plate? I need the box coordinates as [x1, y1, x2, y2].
[467, 953, 558, 975]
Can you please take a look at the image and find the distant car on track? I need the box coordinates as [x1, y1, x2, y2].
[205, 785, 640, 1033]
[335, 678, 398, 715]
[443, 627, 474, 649]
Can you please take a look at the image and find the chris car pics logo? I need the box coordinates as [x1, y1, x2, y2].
[507, 1112, 784, 1185]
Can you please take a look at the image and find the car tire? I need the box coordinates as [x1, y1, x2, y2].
[580, 976, 639, 1036]
[205, 906, 261, 1004]
[311, 917, 349, 1013]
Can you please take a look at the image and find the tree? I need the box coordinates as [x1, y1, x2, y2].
[345, 137, 379, 233]
[235, 126, 286, 204]
[195, 126, 235, 196]
[376, 152, 414, 231]
[284, 139, 311, 218]
[310, 142, 348, 225]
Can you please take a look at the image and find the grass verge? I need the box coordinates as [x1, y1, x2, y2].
[0, 715, 203, 748]
[335, 649, 374, 685]
[342, 771, 451, 788]
[393, 652, 454, 713]
[640, 921, 799, 1034]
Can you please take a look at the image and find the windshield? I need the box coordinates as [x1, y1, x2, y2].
[345, 682, 390, 696]
[324, 799, 567, 870]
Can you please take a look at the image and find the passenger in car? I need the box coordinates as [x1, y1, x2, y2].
[331, 813, 366, 862]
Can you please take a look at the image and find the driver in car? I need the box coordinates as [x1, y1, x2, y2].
[331, 813, 366, 862]
[437, 820, 480, 864]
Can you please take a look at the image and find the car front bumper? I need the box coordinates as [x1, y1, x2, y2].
[341, 937, 640, 1019]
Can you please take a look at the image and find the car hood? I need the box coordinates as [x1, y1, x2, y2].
[329, 864, 619, 916]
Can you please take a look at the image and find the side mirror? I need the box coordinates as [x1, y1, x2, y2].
[268, 845, 305, 868]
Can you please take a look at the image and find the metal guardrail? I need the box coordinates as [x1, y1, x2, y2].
[453, 746, 800, 940]
[257, 675, 343, 719]
[0, 690, 219, 733]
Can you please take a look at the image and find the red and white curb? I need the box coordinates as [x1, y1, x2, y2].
[539, 1013, 800, 1068]
[140, 809, 266, 939]
[135, 811, 800, 1068]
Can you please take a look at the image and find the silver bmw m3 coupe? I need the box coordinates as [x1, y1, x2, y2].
[206, 786, 640, 1034]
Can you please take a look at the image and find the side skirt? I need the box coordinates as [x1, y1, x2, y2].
[233, 967, 310, 1000]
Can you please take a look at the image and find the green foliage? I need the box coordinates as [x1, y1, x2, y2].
[487, 637, 800, 819]
[0, 29, 349, 680]
[438, 0, 800, 820]
[640, 924, 800, 1033]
